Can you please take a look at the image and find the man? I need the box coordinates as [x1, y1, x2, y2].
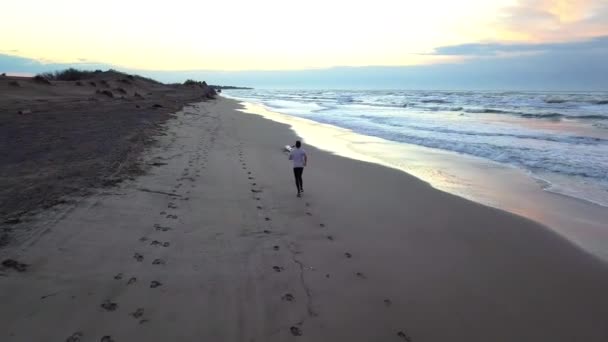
[288, 140, 307, 197]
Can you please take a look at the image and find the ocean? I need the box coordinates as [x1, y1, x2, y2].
[224, 89, 608, 208]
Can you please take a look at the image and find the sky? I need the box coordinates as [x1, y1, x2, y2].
[1, 0, 608, 89]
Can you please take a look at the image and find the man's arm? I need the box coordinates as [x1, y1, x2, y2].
[303, 153, 307, 166]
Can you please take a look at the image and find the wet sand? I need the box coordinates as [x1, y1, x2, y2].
[1, 98, 607, 341]
[237, 102, 608, 262]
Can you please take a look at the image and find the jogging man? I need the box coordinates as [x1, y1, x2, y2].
[289, 140, 307, 197]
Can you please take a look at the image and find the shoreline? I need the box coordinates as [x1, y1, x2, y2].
[1, 97, 607, 341]
[235, 100, 608, 262]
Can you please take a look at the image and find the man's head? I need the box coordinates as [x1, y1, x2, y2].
[295, 140, 301, 148]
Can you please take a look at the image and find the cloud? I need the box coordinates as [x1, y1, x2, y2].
[0, 54, 112, 74]
[428, 35, 608, 56]
[497, 0, 608, 40]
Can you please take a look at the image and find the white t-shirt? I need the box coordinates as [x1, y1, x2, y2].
[289, 148, 307, 168]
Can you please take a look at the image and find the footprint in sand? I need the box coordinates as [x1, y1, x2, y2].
[114, 273, 123, 280]
[282, 293, 295, 302]
[131, 308, 144, 319]
[133, 253, 144, 262]
[154, 224, 171, 232]
[290, 326, 303, 336]
[65, 332, 83, 342]
[397, 331, 412, 341]
[248, 177, 254, 180]
[256, 197, 261, 201]
[100, 300, 118, 311]
[345, 252, 352, 258]
[263, 229, 271, 234]
[319, 223, 325, 228]
[139, 237, 149, 242]
[327, 235, 334, 241]
[100, 336, 115, 342]
[384, 299, 392, 307]
[160, 211, 166, 215]
[166, 214, 178, 219]
[257, 206, 263, 210]
[306, 212, 312, 216]
[152, 258, 165, 265]
[272, 266, 283, 272]
[127, 277, 137, 285]
[265, 217, 271, 221]
[150, 281, 162, 288]
[168, 203, 177, 209]
[273, 245, 280, 251]
[355, 272, 366, 279]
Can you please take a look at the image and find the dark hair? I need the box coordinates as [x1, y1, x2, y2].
[295, 140, 301, 148]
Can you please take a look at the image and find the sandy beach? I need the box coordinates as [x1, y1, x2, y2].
[1, 97, 608, 341]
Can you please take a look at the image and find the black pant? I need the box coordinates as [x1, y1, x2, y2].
[293, 167, 304, 192]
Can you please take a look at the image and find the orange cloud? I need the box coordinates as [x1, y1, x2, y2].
[497, 0, 608, 42]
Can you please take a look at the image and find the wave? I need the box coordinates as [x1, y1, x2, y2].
[544, 98, 568, 104]
[520, 113, 564, 119]
[420, 99, 449, 104]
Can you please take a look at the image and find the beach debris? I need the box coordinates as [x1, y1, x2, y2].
[290, 326, 303, 336]
[65, 331, 83, 342]
[100, 300, 118, 311]
[397, 330, 412, 341]
[1, 259, 28, 272]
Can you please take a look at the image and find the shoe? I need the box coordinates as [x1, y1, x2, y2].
[297, 192, 301, 197]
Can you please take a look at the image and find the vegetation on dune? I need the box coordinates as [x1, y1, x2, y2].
[37, 68, 98, 81]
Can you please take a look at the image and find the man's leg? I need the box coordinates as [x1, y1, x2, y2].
[299, 168, 304, 192]
[293, 168, 301, 194]
[294, 167, 303, 194]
